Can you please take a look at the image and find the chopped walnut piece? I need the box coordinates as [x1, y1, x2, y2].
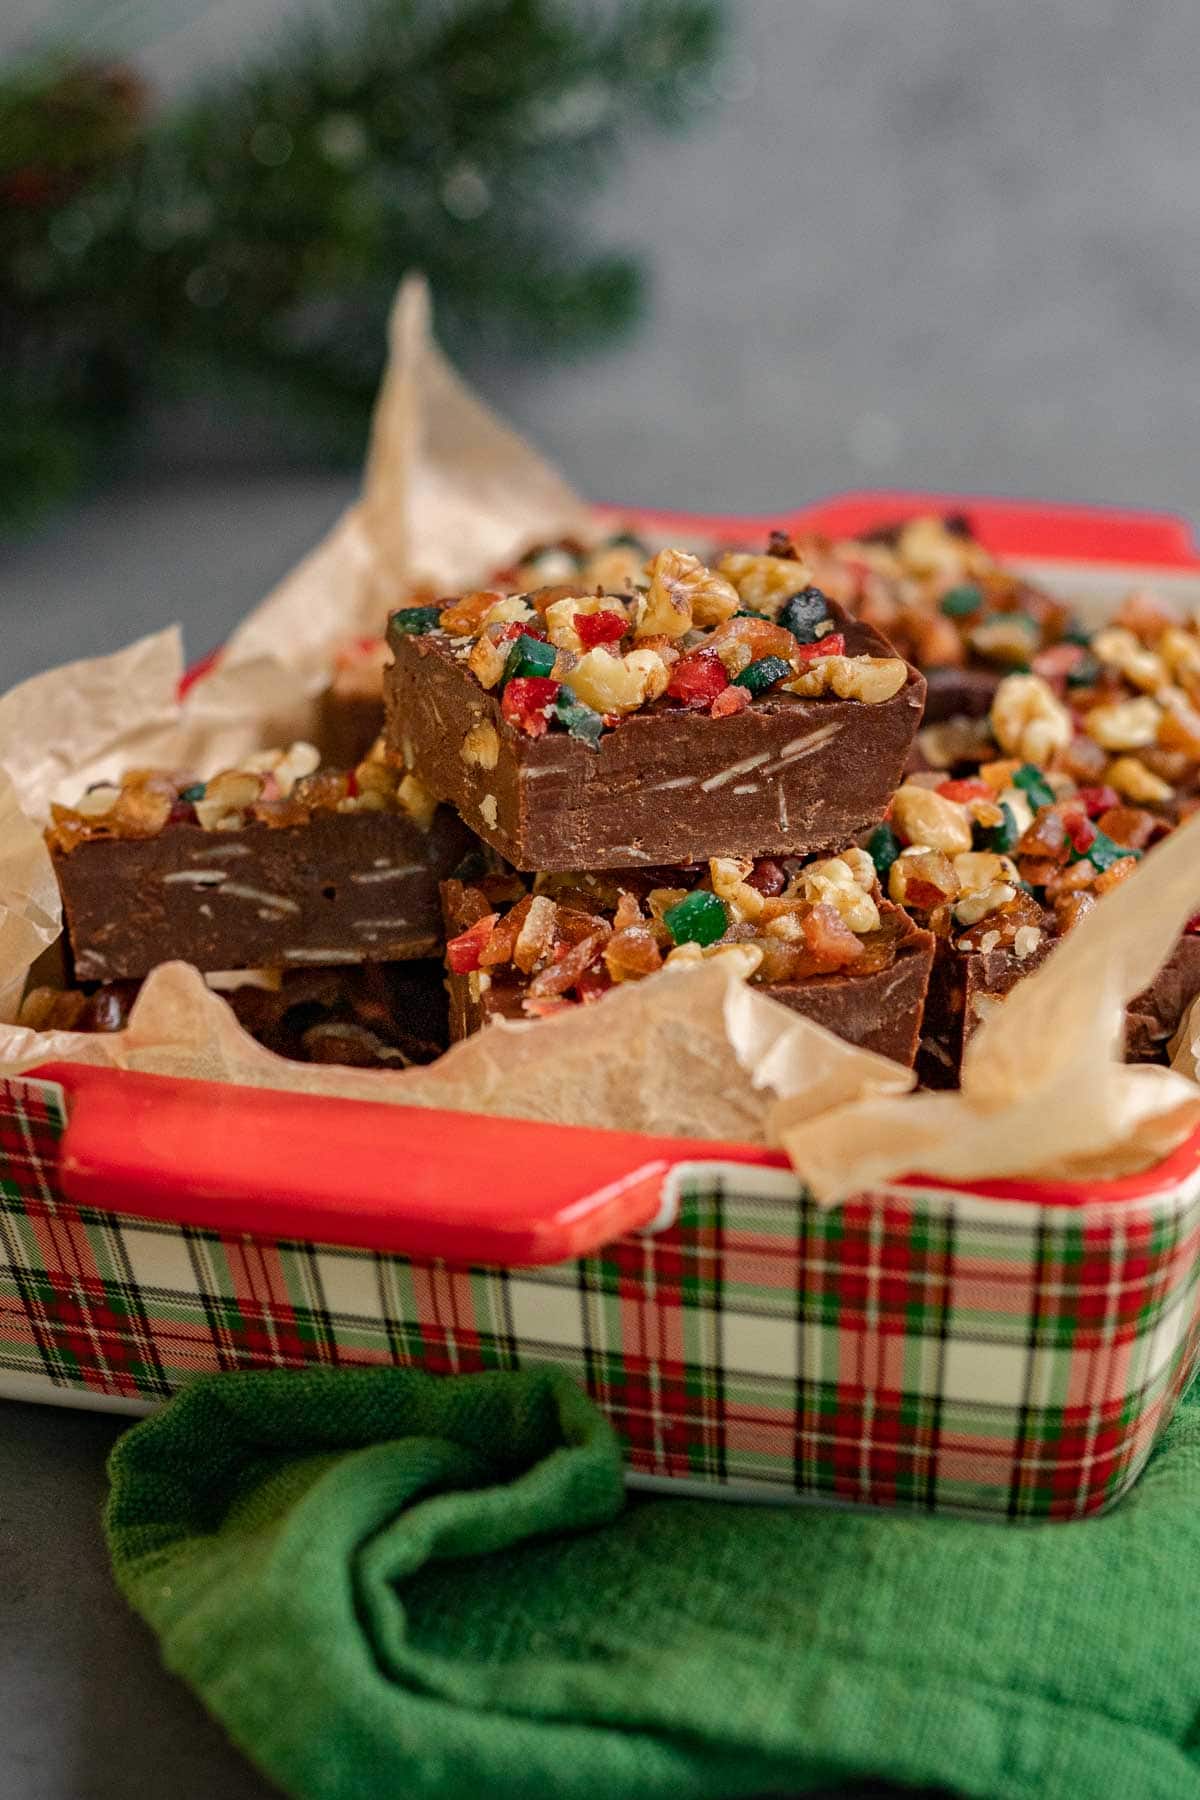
[989, 673, 1073, 764]
[397, 772, 438, 830]
[709, 856, 766, 923]
[638, 549, 737, 638]
[796, 856, 880, 933]
[1105, 755, 1172, 804]
[467, 631, 511, 689]
[567, 647, 654, 715]
[1091, 626, 1166, 693]
[828, 655, 909, 703]
[891, 783, 973, 855]
[1085, 696, 1162, 752]
[954, 882, 1017, 926]
[888, 847, 960, 908]
[716, 552, 811, 616]
[460, 720, 501, 771]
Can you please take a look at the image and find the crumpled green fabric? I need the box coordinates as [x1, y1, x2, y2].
[105, 1365, 1200, 1800]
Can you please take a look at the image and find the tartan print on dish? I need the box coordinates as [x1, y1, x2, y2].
[3, 1073, 1200, 1518]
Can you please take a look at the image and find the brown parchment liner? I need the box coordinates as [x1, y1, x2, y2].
[1, 278, 1198, 1202]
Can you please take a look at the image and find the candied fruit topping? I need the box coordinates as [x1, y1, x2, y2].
[666, 647, 730, 710]
[732, 654, 793, 696]
[710, 684, 751, 719]
[501, 675, 561, 738]
[575, 609, 627, 650]
[792, 631, 845, 662]
[778, 586, 835, 642]
[663, 888, 728, 948]
[502, 633, 557, 685]
[389, 604, 443, 636]
[446, 914, 499, 974]
[554, 689, 605, 748]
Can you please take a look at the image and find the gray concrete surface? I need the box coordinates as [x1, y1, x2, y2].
[4, 1, 1199, 1793]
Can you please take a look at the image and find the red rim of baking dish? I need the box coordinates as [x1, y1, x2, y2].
[47, 489, 1200, 1261]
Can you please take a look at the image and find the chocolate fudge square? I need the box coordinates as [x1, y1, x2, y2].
[384, 552, 925, 872]
[48, 743, 477, 980]
[441, 859, 935, 1069]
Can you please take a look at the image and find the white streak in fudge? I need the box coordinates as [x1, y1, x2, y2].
[732, 783, 759, 795]
[217, 883, 301, 914]
[646, 775, 696, 792]
[523, 764, 569, 779]
[162, 869, 228, 886]
[188, 843, 251, 860]
[350, 865, 425, 883]
[604, 845, 653, 862]
[777, 784, 789, 833]
[699, 751, 772, 793]
[281, 948, 365, 964]
[759, 720, 844, 776]
[351, 918, 413, 931]
[198, 903, 213, 919]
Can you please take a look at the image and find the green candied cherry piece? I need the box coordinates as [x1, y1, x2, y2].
[178, 782, 206, 803]
[778, 586, 832, 643]
[1011, 763, 1056, 811]
[733, 654, 794, 695]
[554, 687, 604, 748]
[663, 889, 728, 948]
[503, 633, 558, 685]
[975, 801, 1018, 854]
[1088, 830, 1141, 873]
[1063, 619, 1094, 646]
[940, 584, 983, 617]
[866, 823, 901, 879]
[389, 604, 443, 636]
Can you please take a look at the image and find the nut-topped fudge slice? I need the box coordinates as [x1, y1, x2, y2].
[47, 740, 478, 981]
[869, 761, 1200, 1084]
[441, 851, 935, 1069]
[384, 544, 925, 871]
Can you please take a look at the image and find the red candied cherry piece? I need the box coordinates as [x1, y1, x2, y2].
[575, 966, 613, 1003]
[446, 912, 500, 973]
[1075, 784, 1120, 818]
[1064, 813, 1098, 855]
[667, 647, 730, 710]
[575, 611, 627, 650]
[793, 631, 845, 662]
[710, 684, 751, 719]
[937, 777, 991, 802]
[1187, 913, 1200, 936]
[747, 858, 787, 896]
[502, 676, 561, 737]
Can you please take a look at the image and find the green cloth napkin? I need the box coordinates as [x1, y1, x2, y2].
[105, 1365, 1200, 1800]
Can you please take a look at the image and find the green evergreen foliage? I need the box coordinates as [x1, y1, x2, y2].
[0, 0, 724, 528]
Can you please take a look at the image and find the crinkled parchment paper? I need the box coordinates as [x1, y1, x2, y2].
[1, 276, 1198, 1194]
[777, 814, 1200, 1199]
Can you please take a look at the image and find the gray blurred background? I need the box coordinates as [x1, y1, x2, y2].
[4, 0, 1200, 685]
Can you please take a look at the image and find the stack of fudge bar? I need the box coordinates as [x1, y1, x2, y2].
[383, 541, 942, 1068]
[37, 740, 476, 1066]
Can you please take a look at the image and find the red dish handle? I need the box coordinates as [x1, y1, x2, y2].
[594, 492, 1200, 569]
[33, 1062, 787, 1266]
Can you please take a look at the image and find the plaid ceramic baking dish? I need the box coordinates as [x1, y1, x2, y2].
[4, 490, 1200, 1521]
